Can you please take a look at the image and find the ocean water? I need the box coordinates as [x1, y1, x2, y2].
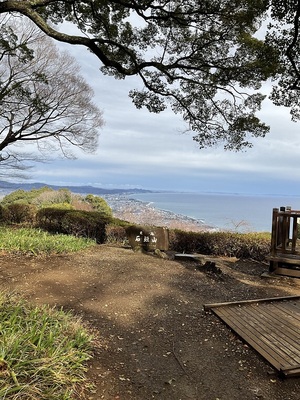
[127, 192, 300, 232]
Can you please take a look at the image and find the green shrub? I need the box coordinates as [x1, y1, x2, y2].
[111, 217, 131, 227]
[1, 187, 51, 206]
[61, 210, 109, 243]
[1, 189, 28, 205]
[1, 189, 113, 223]
[36, 208, 111, 243]
[169, 230, 271, 261]
[34, 188, 73, 207]
[36, 208, 70, 233]
[0, 204, 5, 223]
[105, 223, 127, 244]
[84, 194, 113, 218]
[3, 203, 37, 224]
[46, 202, 74, 210]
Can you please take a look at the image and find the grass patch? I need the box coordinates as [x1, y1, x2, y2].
[0, 227, 96, 255]
[0, 291, 94, 399]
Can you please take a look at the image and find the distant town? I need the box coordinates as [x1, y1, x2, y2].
[0, 180, 214, 232]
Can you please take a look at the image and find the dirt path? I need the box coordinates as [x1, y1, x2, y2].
[1, 245, 300, 400]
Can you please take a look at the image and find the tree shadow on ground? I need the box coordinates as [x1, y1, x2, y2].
[1, 245, 300, 400]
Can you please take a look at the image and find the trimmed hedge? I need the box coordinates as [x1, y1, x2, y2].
[3, 203, 37, 224]
[105, 224, 127, 244]
[169, 230, 271, 261]
[36, 208, 111, 243]
[0, 204, 5, 223]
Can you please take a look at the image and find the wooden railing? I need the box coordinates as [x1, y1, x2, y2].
[268, 207, 300, 277]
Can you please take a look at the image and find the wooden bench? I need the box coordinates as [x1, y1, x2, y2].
[267, 207, 300, 277]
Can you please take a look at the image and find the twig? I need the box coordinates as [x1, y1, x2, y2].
[172, 340, 187, 374]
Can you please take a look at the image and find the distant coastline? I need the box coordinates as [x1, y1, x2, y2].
[0, 182, 215, 232]
[2, 180, 300, 232]
[103, 195, 216, 232]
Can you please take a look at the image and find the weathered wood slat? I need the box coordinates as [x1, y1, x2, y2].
[249, 302, 300, 340]
[272, 302, 300, 326]
[205, 297, 300, 377]
[281, 364, 300, 377]
[245, 305, 300, 364]
[212, 306, 286, 370]
[274, 301, 300, 323]
[272, 267, 300, 278]
[223, 305, 299, 367]
[267, 254, 300, 265]
[203, 295, 300, 311]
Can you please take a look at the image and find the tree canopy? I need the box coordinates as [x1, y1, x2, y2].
[1, 186, 113, 218]
[0, 1, 299, 150]
[0, 15, 104, 177]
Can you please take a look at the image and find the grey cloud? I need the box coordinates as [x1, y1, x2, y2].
[23, 38, 300, 195]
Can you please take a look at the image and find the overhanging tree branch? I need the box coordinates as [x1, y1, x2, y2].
[286, 0, 300, 89]
[1, 1, 295, 150]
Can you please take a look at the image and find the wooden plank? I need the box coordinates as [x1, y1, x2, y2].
[273, 267, 300, 278]
[267, 255, 300, 265]
[281, 364, 300, 376]
[203, 295, 300, 311]
[251, 302, 300, 339]
[242, 302, 300, 355]
[244, 304, 300, 364]
[226, 304, 300, 366]
[275, 301, 300, 319]
[272, 302, 300, 325]
[225, 305, 300, 369]
[270, 253, 300, 260]
[212, 306, 285, 370]
[214, 305, 294, 365]
[206, 297, 300, 377]
[246, 303, 300, 346]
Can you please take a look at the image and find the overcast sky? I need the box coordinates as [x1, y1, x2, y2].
[21, 37, 300, 196]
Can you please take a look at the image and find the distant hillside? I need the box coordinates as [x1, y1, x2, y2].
[0, 180, 152, 196]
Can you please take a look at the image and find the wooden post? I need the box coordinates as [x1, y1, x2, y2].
[270, 208, 279, 256]
[281, 210, 289, 252]
[292, 215, 298, 252]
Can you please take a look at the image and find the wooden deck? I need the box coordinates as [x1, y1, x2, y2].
[268, 207, 300, 277]
[204, 296, 300, 377]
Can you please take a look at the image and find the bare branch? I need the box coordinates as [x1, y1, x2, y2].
[0, 17, 104, 174]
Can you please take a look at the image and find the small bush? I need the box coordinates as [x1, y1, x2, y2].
[169, 230, 271, 261]
[61, 210, 109, 243]
[36, 208, 70, 233]
[36, 208, 111, 243]
[105, 224, 127, 244]
[84, 194, 113, 218]
[0, 204, 5, 223]
[46, 202, 74, 210]
[3, 203, 37, 224]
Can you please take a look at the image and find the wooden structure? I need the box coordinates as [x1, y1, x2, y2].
[268, 207, 300, 278]
[204, 296, 300, 377]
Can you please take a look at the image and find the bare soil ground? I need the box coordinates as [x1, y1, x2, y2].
[1, 244, 300, 400]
